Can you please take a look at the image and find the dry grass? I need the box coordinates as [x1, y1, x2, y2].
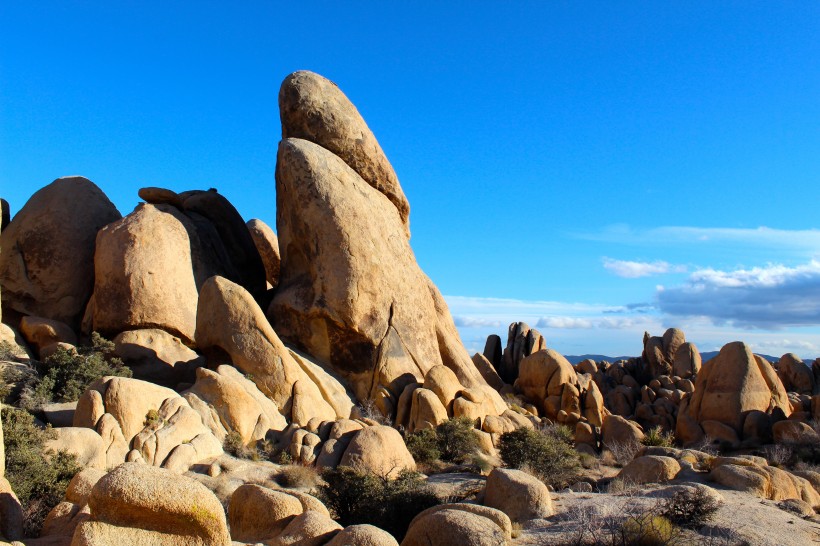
[603, 440, 641, 468]
[274, 464, 322, 490]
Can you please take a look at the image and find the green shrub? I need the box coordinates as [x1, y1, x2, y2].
[641, 426, 676, 448]
[143, 409, 161, 427]
[403, 418, 481, 466]
[2, 407, 80, 537]
[24, 332, 131, 408]
[499, 426, 581, 489]
[619, 514, 677, 545]
[435, 417, 480, 463]
[405, 427, 441, 464]
[319, 466, 439, 540]
[661, 486, 722, 528]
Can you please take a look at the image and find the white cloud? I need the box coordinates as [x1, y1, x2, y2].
[749, 339, 819, 354]
[657, 260, 820, 328]
[452, 316, 504, 328]
[536, 317, 594, 329]
[577, 225, 820, 253]
[602, 257, 687, 278]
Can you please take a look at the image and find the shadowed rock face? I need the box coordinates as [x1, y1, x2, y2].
[0, 176, 121, 328]
[178, 189, 267, 300]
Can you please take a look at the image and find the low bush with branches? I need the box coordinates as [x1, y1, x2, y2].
[499, 424, 582, 489]
[661, 486, 722, 529]
[641, 426, 675, 448]
[403, 417, 481, 468]
[22, 332, 131, 409]
[318, 466, 439, 540]
[604, 440, 642, 468]
[3, 406, 80, 537]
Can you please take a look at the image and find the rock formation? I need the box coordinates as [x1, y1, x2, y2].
[676, 342, 791, 446]
[270, 72, 500, 420]
[0, 176, 121, 328]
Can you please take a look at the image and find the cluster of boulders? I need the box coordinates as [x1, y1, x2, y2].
[1, 69, 512, 470]
[33, 458, 555, 546]
[2, 67, 820, 544]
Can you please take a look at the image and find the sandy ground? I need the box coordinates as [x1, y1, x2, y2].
[516, 481, 820, 546]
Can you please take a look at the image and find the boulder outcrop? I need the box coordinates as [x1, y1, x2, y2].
[777, 353, 813, 395]
[195, 275, 350, 423]
[676, 342, 790, 446]
[279, 70, 410, 233]
[246, 218, 281, 288]
[183, 364, 287, 444]
[484, 468, 553, 522]
[271, 136, 496, 419]
[403, 504, 511, 546]
[90, 203, 202, 343]
[73, 377, 222, 471]
[0, 176, 121, 328]
[72, 462, 231, 545]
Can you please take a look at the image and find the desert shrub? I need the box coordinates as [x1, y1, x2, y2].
[661, 487, 722, 529]
[403, 418, 481, 466]
[641, 426, 675, 448]
[23, 332, 131, 408]
[543, 422, 576, 445]
[435, 417, 480, 463]
[275, 464, 321, 490]
[606, 440, 641, 467]
[499, 426, 581, 489]
[466, 451, 495, 474]
[618, 514, 677, 545]
[404, 427, 441, 464]
[688, 435, 719, 457]
[223, 431, 261, 461]
[0, 340, 19, 361]
[143, 409, 161, 427]
[272, 449, 294, 465]
[763, 443, 793, 467]
[319, 466, 439, 540]
[353, 399, 391, 425]
[579, 452, 599, 470]
[2, 407, 80, 537]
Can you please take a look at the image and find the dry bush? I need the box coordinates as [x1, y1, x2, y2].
[275, 464, 321, 490]
[763, 443, 793, 467]
[661, 487, 722, 529]
[641, 426, 675, 448]
[353, 399, 392, 426]
[559, 485, 740, 546]
[605, 440, 641, 467]
[559, 491, 681, 546]
[605, 477, 642, 496]
[223, 431, 264, 461]
[687, 435, 719, 457]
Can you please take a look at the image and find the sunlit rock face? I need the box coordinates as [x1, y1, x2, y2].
[270, 71, 498, 417]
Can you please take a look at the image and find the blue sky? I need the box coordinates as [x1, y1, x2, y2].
[2, 3, 820, 358]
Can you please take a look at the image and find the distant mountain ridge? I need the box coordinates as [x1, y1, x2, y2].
[565, 354, 636, 364]
[567, 352, 812, 366]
